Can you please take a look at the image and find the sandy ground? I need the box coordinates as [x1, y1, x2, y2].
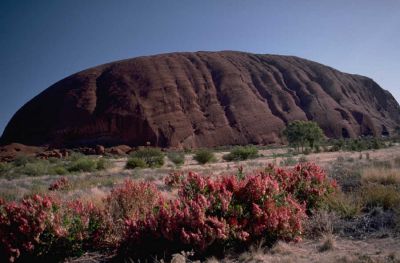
[225, 236, 400, 263]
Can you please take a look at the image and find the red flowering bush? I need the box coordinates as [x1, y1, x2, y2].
[0, 196, 108, 263]
[105, 179, 161, 221]
[102, 180, 163, 246]
[52, 200, 108, 255]
[48, 177, 69, 191]
[120, 171, 310, 259]
[0, 195, 58, 262]
[164, 171, 185, 187]
[266, 163, 337, 212]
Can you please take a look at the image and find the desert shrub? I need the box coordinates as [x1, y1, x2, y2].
[279, 156, 297, 166]
[120, 164, 336, 260]
[49, 177, 70, 191]
[0, 195, 57, 262]
[67, 158, 97, 172]
[104, 180, 161, 243]
[3, 156, 110, 177]
[361, 168, 400, 186]
[0, 162, 14, 177]
[328, 161, 362, 192]
[270, 163, 337, 212]
[125, 157, 147, 169]
[318, 234, 336, 252]
[371, 160, 392, 169]
[67, 152, 86, 162]
[105, 180, 161, 221]
[49, 166, 68, 175]
[130, 148, 164, 168]
[120, 172, 307, 259]
[324, 191, 362, 219]
[304, 210, 337, 238]
[51, 200, 108, 257]
[360, 184, 400, 211]
[0, 195, 108, 263]
[167, 152, 185, 166]
[16, 160, 49, 176]
[13, 155, 35, 167]
[223, 145, 259, 161]
[96, 158, 110, 170]
[194, 149, 216, 164]
[298, 156, 308, 163]
[164, 171, 185, 187]
[330, 137, 386, 152]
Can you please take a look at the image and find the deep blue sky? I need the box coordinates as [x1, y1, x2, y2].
[1, 0, 399, 136]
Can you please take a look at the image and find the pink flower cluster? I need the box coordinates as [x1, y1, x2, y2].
[48, 177, 69, 191]
[0, 195, 106, 263]
[121, 163, 335, 258]
[0, 195, 57, 262]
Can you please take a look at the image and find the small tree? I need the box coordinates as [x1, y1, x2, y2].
[283, 120, 324, 153]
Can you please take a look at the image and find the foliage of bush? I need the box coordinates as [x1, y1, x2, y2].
[280, 157, 297, 167]
[48, 177, 70, 191]
[67, 158, 98, 172]
[0, 195, 107, 262]
[360, 184, 400, 211]
[167, 152, 185, 166]
[330, 137, 386, 152]
[164, 171, 185, 187]
[194, 149, 216, 164]
[0, 155, 110, 178]
[223, 145, 259, 161]
[125, 157, 147, 169]
[120, 163, 336, 259]
[129, 148, 164, 168]
[283, 121, 324, 153]
[324, 191, 362, 219]
[0, 163, 336, 262]
[105, 180, 160, 222]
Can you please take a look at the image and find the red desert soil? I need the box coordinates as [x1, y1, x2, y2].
[1, 51, 399, 148]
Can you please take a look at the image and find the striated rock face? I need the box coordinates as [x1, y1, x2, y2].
[1, 51, 399, 148]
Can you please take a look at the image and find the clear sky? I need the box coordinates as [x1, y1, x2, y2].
[1, 0, 399, 136]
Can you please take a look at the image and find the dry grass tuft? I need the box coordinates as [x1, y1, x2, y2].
[360, 184, 400, 210]
[270, 241, 292, 255]
[361, 167, 400, 186]
[318, 234, 336, 252]
[305, 210, 335, 238]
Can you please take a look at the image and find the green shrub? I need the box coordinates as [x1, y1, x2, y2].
[67, 152, 86, 162]
[325, 192, 362, 219]
[13, 155, 35, 167]
[130, 148, 164, 168]
[223, 145, 258, 161]
[96, 158, 111, 170]
[50, 166, 68, 175]
[18, 161, 49, 176]
[298, 156, 308, 163]
[0, 162, 13, 177]
[280, 157, 297, 166]
[67, 158, 97, 172]
[193, 149, 216, 164]
[126, 157, 147, 169]
[330, 137, 387, 152]
[167, 152, 185, 166]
